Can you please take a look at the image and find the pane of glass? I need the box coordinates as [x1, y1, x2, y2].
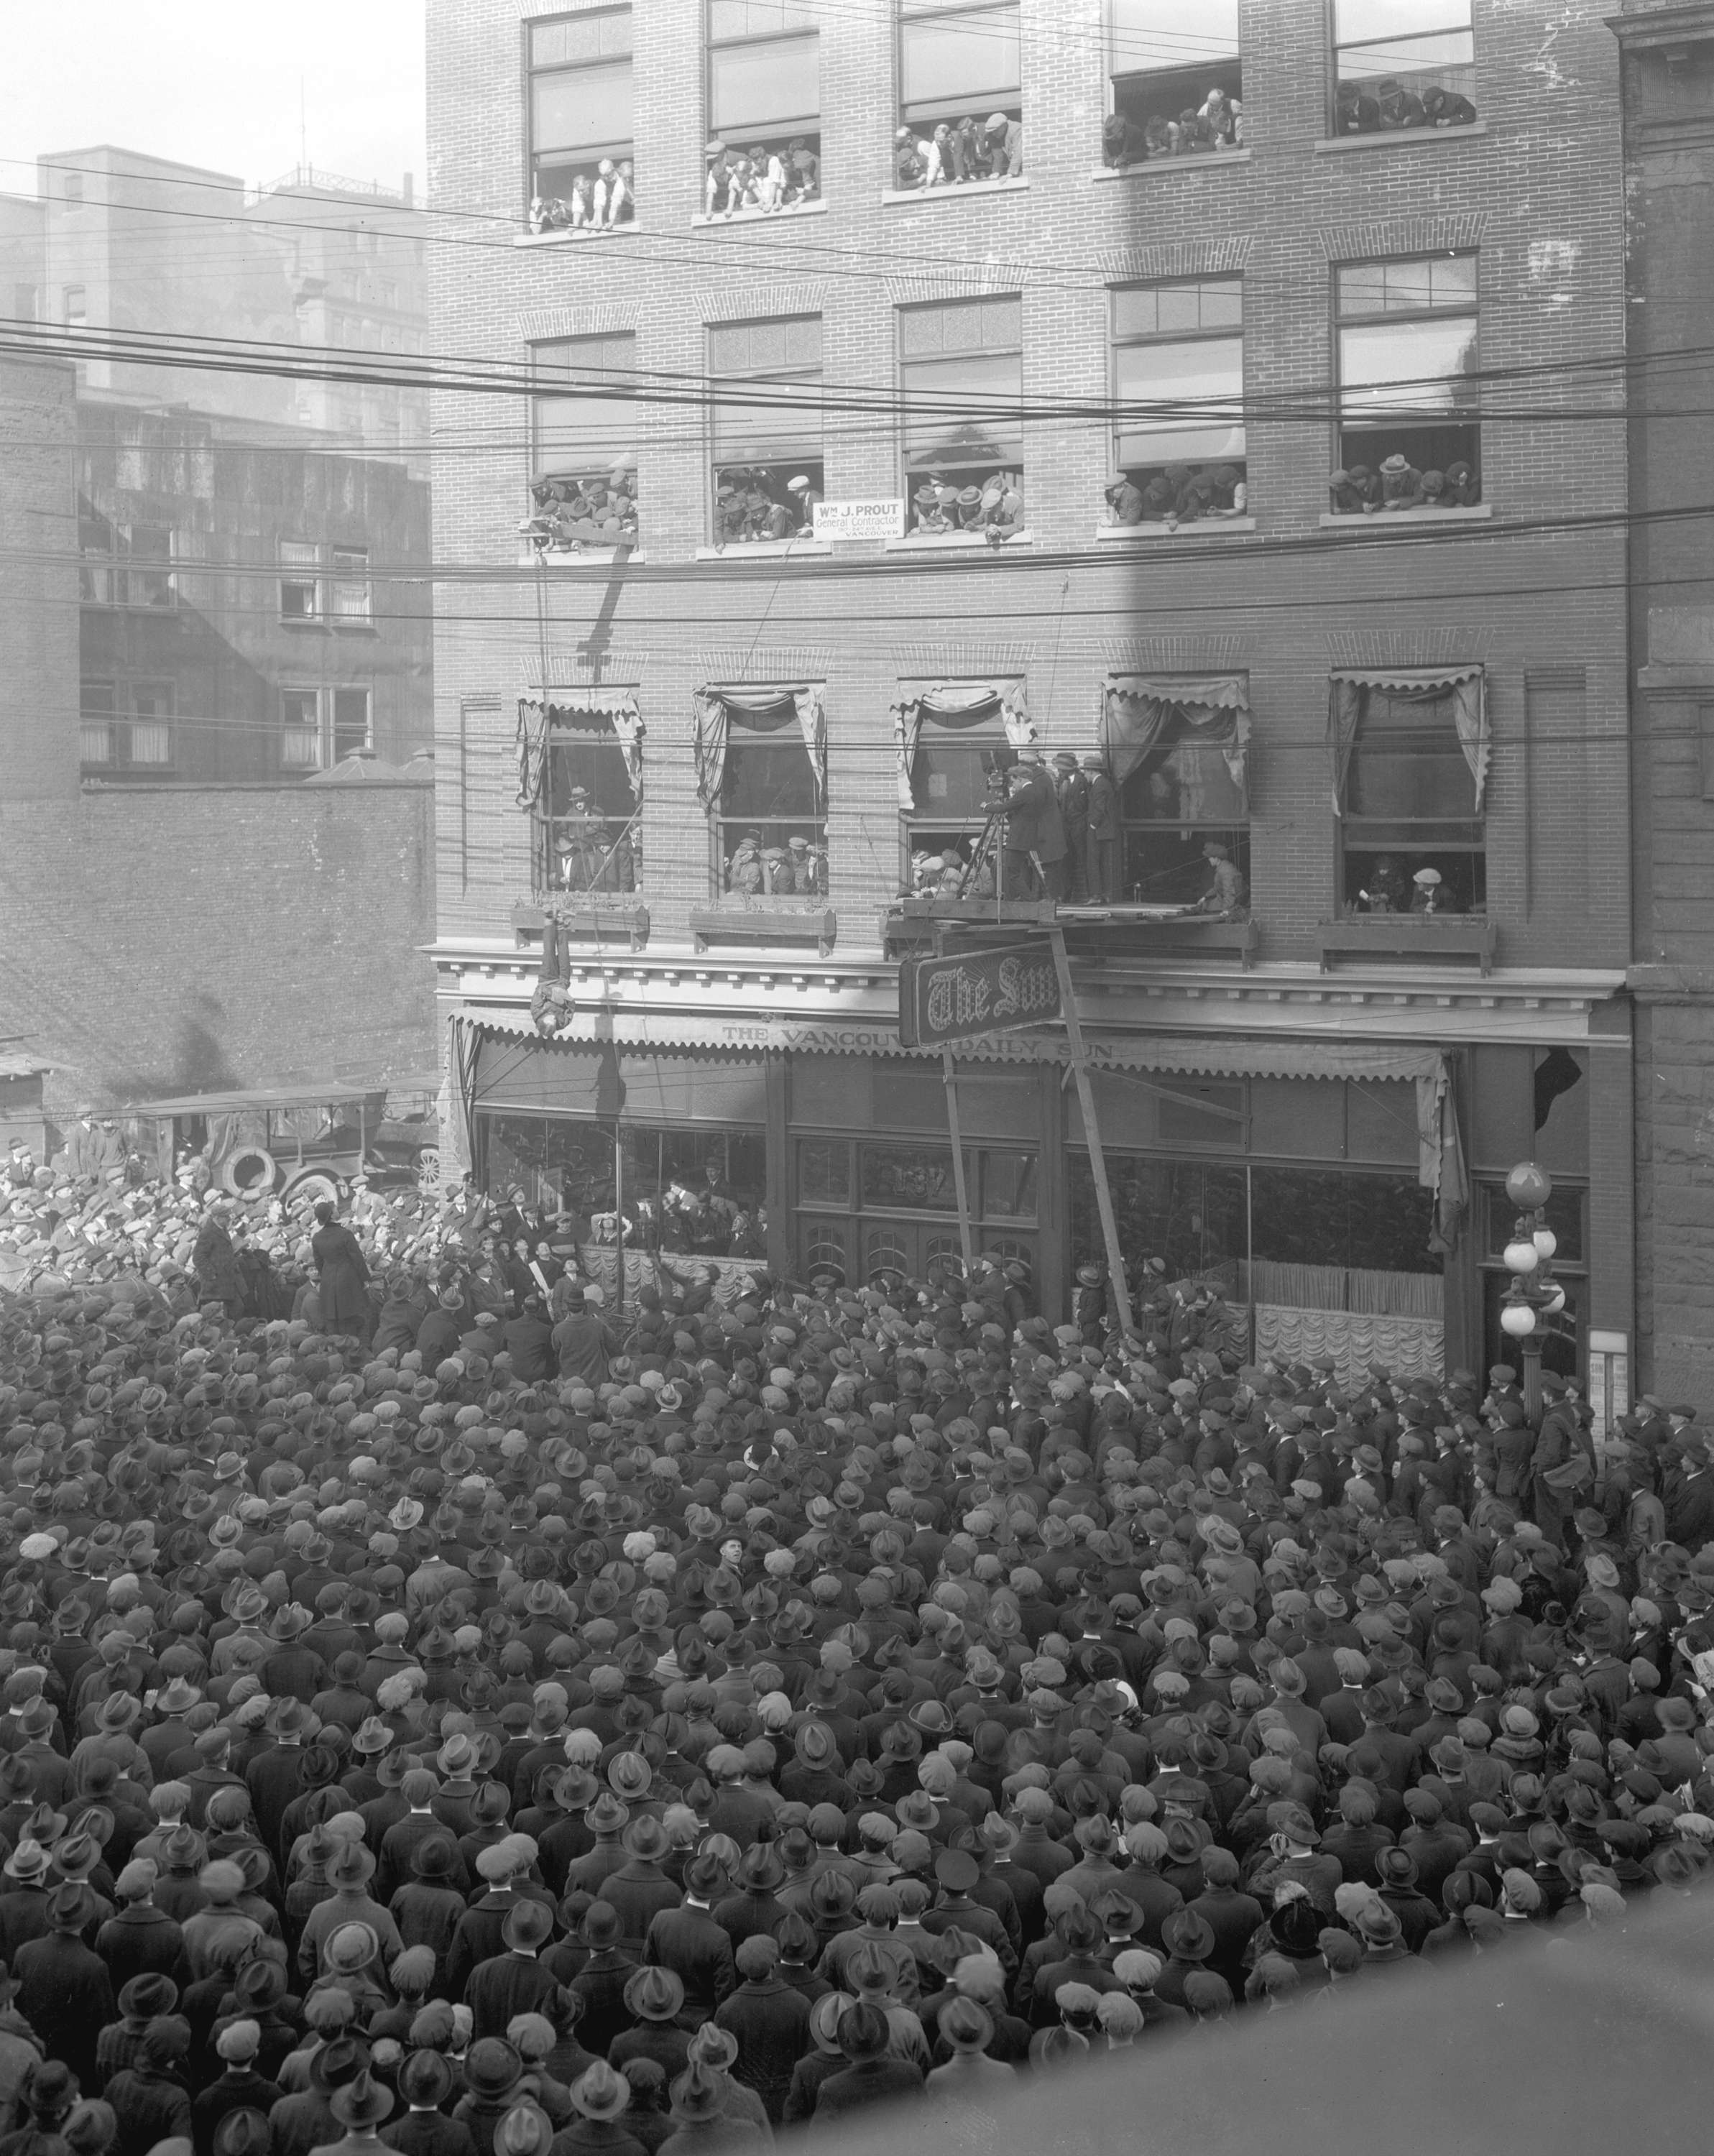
[912, 727, 1005, 818]
[1339, 28, 1474, 73]
[1335, 0, 1470, 40]
[282, 691, 318, 729]
[129, 723, 172, 765]
[79, 724, 114, 765]
[722, 737, 818, 818]
[801, 1220, 850, 1283]
[532, 60, 632, 154]
[901, 350, 1023, 464]
[711, 37, 819, 131]
[533, 11, 632, 65]
[711, 374, 823, 460]
[1252, 1166, 1439, 1273]
[1340, 316, 1478, 415]
[280, 540, 319, 568]
[1347, 693, 1477, 819]
[81, 682, 116, 717]
[1484, 1180, 1583, 1263]
[860, 1143, 964, 1212]
[1121, 734, 1247, 824]
[798, 1139, 851, 1203]
[1112, 290, 1159, 340]
[1068, 1154, 1246, 1284]
[281, 729, 322, 770]
[1109, 0, 1239, 71]
[712, 1, 819, 35]
[132, 686, 172, 722]
[981, 1150, 1037, 1218]
[536, 389, 639, 474]
[1115, 336, 1245, 463]
[1338, 257, 1475, 313]
[900, 7, 1020, 106]
[333, 691, 369, 756]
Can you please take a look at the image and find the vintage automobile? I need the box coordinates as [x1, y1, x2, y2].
[125, 1080, 440, 1208]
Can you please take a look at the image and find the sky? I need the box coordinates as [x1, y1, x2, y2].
[0, 1, 428, 200]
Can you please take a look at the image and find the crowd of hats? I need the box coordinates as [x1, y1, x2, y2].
[0, 1156, 1709, 2156]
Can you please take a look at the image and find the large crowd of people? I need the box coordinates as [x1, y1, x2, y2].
[0, 1129, 1706, 2156]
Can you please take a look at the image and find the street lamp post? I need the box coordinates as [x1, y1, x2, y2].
[1498, 1159, 1565, 1422]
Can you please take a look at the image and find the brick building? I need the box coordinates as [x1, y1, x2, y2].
[1612, 2, 1714, 1399]
[426, 0, 1632, 1386]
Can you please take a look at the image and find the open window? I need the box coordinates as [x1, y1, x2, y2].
[891, 680, 1033, 890]
[900, 295, 1025, 537]
[1335, 254, 1480, 510]
[1110, 279, 1245, 524]
[1331, 668, 1487, 913]
[707, 315, 823, 545]
[895, 0, 1022, 190]
[516, 695, 644, 893]
[1105, 0, 1242, 165]
[706, 1, 822, 216]
[527, 8, 635, 231]
[525, 335, 639, 552]
[1099, 674, 1250, 908]
[1333, 0, 1477, 135]
[694, 686, 827, 897]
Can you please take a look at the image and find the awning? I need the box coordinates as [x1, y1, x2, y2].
[1091, 1037, 1441, 1084]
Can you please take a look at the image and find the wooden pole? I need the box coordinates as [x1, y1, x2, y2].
[942, 1051, 976, 1272]
[612, 1123, 625, 1314]
[1049, 925, 1133, 1339]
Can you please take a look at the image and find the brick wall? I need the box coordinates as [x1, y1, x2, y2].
[425, 0, 1631, 968]
[0, 783, 438, 1115]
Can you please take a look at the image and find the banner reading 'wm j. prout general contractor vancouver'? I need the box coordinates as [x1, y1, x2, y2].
[897, 942, 1061, 1049]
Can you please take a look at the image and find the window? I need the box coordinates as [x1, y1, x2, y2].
[895, 0, 1021, 189]
[1110, 683, 1250, 906]
[78, 507, 117, 604]
[280, 540, 321, 621]
[83, 683, 172, 773]
[63, 286, 86, 327]
[126, 525, 175, 608]
[796, 1135, 1037, 1284]
[898, 686, 1015, 878]
[1334, 0, 1478, 134]
[708, 316, 823, 544]
[899, 295, 1025, 535]
[333, 689, 371, 759]
[1105, 0, 1242, 164]
[13, 285, 37, 323]
[1110, 280, 1245, 522]
[533, 709, 642, 893]
[63, 172, 83, 204]
[1335, 254, 1480, 506]
[279, 688, 369, 770]
[706, 1, 821, 214]
[527, 9, 635, 229]
[281, 690, 324, 768]
[328, 547, 372, 625]
[525, 335, 639, 552]
[709, 691, 826, 896]
[1335, 673, 1485, 912]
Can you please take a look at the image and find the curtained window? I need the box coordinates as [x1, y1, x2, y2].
[1099, 674, 1249, 906]
[708, 315, 823, 545]
[517, 695, 644, 894]
[1330, 668, 1486, 913]
[694, 686, 828, 898]
[527, 336, 638, 552]
[1106, 1, 1242, 164]
[890, 681, 1033, 889]
[1335, 254, 1479, 502]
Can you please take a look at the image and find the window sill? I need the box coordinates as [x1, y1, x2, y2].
[1313, 121, 1488, 154]
[514, 223, 642, 248]
[694, 540, 832, 562]
[691, 201, 827, 229]
[883, 529, 1033, 553]
[1317, 915, 1495, 975]
[691, 906, 837, 955]
[1097, 517, 1256, 541]
[1090, 149, 1252, 181]
[329, 620, 377, 634]
[1319, 506, 1492, 530]
[519, 549, 643, 568]
[881, 177, 1028, 206]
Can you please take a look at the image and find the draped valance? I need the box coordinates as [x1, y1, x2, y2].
[1097, 673, 1250, 796]
[693, 686, 826, 810]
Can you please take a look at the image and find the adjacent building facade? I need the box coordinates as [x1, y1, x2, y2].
[1613, 1, 1714, 1400]
[427, 0, 1632, 1386]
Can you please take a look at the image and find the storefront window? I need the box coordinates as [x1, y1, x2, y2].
[484, 1116, 768, 1257]
[1252, 1166, 1436, 1273]
[798, 1135, 1036, 1284]
[1069, 1154, 1245, 1282]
